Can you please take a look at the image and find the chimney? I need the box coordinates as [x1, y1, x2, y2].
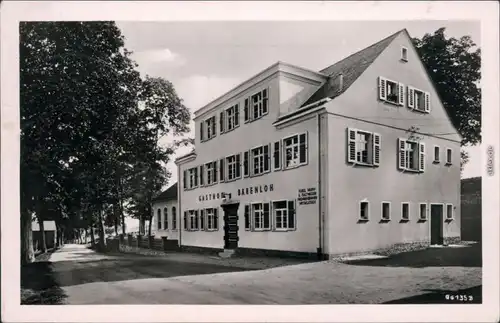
[338, 73, 344, 92]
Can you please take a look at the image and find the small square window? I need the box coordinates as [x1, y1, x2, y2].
[381, 202, 391, 221]
[401, 47, 408, 61]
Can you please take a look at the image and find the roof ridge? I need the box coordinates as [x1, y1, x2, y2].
[319, 28, 405, 75]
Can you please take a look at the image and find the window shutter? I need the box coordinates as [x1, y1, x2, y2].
[211, 117, 216, 137]
[200, 122, 205, 141]
[263, 203, 270, 230]
[236, 154, 242, 178]
[424, 92, 431, 113]
[378, 77, 387, 101]
[194, 210, 199, 230]
[234, 104, 240, 126]
[408, 87, 415, 109]
[199, 165, 204, 186]
[299, 132, 308, 164]
[419, 142, 426, 172]
[273, 140, 282, 171]
[183, 211, 188, 231]
[220, 111, 225, 133]
[264, 144, 271, 172]
[200, 209, 205, 231]
[347, 128, 357, 163]
[287, 200, 296, 230]
[262, 88, 269, 114]
[398, 138, 407, 170]
[373, 133, 381, 166]
[398, 83, 405, 106]
[244, 204, 250, 230]
[194, 167, 198, 187]
[214, 208, 219, 230]
[213, 160, 218, 183]
[219, 158, 225, 182]
[244, 98, 250, 123]
[243, 151, 250, 177]
[183, 170, 188, 190]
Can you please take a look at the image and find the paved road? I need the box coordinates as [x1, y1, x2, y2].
[48, 244, 482, 305]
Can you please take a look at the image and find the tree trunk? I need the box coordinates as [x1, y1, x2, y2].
[97, 207, 106, 250]
[148, 216, 152, 237]
[21, 211, 35, 265]
[90, 226, 95, 247]
[114, 217, 118, 236]
[84, 228, 88, 244]
[37, 216, 47, 253]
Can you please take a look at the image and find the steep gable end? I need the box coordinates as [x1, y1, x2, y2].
[302, 29, 404, 106]
[152, 182, 178, 202]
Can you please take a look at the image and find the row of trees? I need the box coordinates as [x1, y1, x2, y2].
[20, 21, 191, 264]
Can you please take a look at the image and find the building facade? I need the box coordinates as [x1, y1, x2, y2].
[151, 183, 180, 240]
[172, 29, 461, 258]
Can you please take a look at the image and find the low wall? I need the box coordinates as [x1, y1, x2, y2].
[105, 234, 180, 255]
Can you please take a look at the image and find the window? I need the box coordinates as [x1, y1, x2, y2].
[243, 151, 250, 177]
[378, 77, 405, 106]
[347, 129, 380, 166]
[446, 148, 452, 165]
[250, 144, 271, 176]
[446, 204, 454, 220]
[359, 201, 369, 221]
[381, 202, 391, 221]
[401, 202, 410, 221]
[183, 167, 199, 190]
[433, 145, 440, 163]
[244, 205, 251, 230]
[283, 132, 308, 169]
[205, 208, 218, 230]
[226, 154, 241, 181]
[272, 200, 296, 231]
[252, 202, 271, 231]
[172, 206, 177, 230]
[186, 210, 199, 231]
[205, 161, 218, 185]
[401, 47, 408, 61]
[157, 209, 162, 230]
[398, 139, 425, 172]
[221, 104, 240, 133]
[419, 203, 428, 221]
[163, 207, 168, 229]
[273, 140, 282, 171]
[408, 87, 430, 113]
[244, 88, 269, 123]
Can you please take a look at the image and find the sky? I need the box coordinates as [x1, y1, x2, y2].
[115, 20, 481, 197]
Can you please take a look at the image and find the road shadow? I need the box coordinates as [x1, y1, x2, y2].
[21, 260, 67, 305]
[384, 285, 482, 304]
[50, 256, 254, 288]
[343, 243, 482, 268]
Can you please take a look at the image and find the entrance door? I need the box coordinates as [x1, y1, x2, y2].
[222, 203, 239, 249]
[430, 204, 444, 245]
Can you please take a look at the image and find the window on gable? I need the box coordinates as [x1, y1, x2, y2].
[408, 87, 430, 113]
[379, 77, 405, 106]
[347, 128, 380, 166]
[226, 154, 241, 181]
[359, 201, 369, 221]
[250, 144, 271, 176]
[401, 203, 410, 221]
[401, 47, 408, 61]
[398, 139, 425, 172]
[252, 202, 270, 231]
[419, 203, 428, 221]
[283, 132, 308, 169]
[381, 202, 391, 221]
[244, 88, 269, 123]
[434, 145, 441, 163]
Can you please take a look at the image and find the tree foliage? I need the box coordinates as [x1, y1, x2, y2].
[20, 21, 191, 262]
[412, 28, 481, 169]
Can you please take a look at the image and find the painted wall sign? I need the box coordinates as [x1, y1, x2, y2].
[298, 187, 318, 205]
[199, 192, 232, 202]
[237, 184, 274, 196]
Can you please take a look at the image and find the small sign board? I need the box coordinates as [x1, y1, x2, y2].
[298, 187, 318, 205]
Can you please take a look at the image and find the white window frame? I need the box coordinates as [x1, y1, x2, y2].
[398, 138, 425, 172]
[359, 201, 370, 221]
[204, 116, 216, 140]
[419, 203, 428, 221]
[446, 203, 454, 221]
[433, 145, 441, 163]
[205, 161, 217, 185]
[205, 208, 217, 230]
[347, 128, 380, 167]
[381, 201, 391, 221]
[251, 146, 265, 176]
[272, 200, 288, 231]
[188, 167, 198, 189]
[226, 154, 241, 181]
[225, 104, 239, 132]
[408, 86, 431, 113]
[188, 210, 197, 231]
[251, 89, 269, 120]
[251, 202, 270, 231]
[378, 76, 405, 106]
[249, 144, 270, 176]
[401, 46, 408, 62]
[283, 132, 308, 170]
[401, 202, 410, 221]
[446, 148, 452, 165]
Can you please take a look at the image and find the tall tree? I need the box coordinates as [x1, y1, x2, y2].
[412, 28, 481, 171]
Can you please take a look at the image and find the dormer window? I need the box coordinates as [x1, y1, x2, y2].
[401, 47, 408, 62]
[244, 88, 269, 123]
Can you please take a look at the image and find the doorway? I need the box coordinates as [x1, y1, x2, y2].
[430, 204, 444, 245]
[222, 203, 239, 250]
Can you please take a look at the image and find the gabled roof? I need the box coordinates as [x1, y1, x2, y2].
[302, 29, 405, 106]
[152, 182, 178, 202]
